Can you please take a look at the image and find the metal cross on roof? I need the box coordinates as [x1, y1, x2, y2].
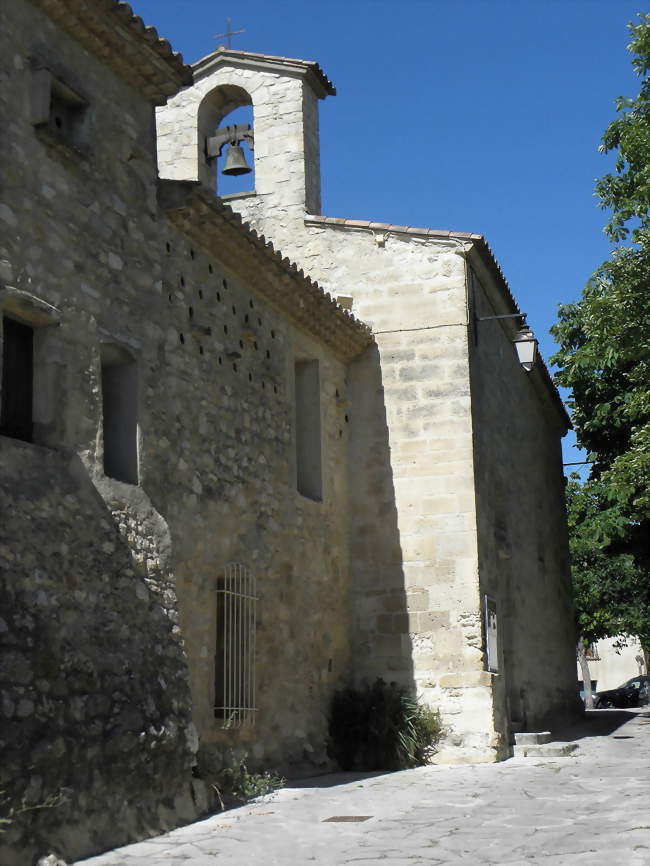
[214, 17, 246, 50]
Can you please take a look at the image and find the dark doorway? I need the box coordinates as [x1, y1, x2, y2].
[101, 344, 138, 484]
[1, 316, 34, 442]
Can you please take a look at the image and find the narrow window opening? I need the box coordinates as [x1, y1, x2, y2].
[294, 358, 322, 501]
[1, 316, 34, 442]
[101, 344, 138, 485]
[214, 563, 257, 729]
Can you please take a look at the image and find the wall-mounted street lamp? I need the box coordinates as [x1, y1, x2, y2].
[511, 323, 538, 372]
[476, 312, 539, 373]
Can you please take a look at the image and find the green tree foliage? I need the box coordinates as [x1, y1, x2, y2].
[566, 477, 649, 646]
[552, 12, 650, 560]
[552, 15, 650, 693]
[565, 475, 649, 706]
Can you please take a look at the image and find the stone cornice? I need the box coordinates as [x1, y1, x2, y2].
[158, 182, 373, 362]
[29, 0, 192, 105]
[192, 48, 336, 99]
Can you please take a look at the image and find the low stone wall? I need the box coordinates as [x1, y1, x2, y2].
[0, 439, 197, 865]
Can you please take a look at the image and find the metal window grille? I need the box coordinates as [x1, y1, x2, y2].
[214, 563, 257, 728]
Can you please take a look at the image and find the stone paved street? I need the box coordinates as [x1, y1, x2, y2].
[75, 710, 650, 866]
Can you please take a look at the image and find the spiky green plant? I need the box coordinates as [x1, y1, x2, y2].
[328, 678, 443, 771]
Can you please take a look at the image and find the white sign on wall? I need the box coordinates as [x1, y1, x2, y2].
[485, 595, 498, 673]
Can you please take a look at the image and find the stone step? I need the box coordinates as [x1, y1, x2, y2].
[512, 742, 579, 758]
[514, 731, 552, 746]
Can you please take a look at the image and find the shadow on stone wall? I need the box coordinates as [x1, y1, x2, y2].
[0, 440, 197, 866]
[347, 344, 415, 693]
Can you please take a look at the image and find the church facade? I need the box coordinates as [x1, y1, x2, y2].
[0, 2, 577, 863]
[158, 48, 579, 758]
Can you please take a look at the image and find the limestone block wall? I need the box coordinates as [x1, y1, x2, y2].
[1, 4, 354, 862]
[468, 262, 578, 734]
[157, 56, 322, 216]
[247, 222, 500, 761]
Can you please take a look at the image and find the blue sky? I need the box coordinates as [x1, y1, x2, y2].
[134, 0, 643, 467]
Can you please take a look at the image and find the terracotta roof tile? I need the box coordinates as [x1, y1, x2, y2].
[31, 0, 192, 104]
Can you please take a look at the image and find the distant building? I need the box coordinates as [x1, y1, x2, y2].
[579, 637, 647, 694]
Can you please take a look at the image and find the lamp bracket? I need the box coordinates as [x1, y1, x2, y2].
[206, 123, 254, 160]
[478, 312, 527, 322]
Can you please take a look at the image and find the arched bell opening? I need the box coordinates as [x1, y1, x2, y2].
[198, 84, 255, 198]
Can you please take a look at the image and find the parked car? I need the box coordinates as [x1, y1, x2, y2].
[593, 675, 650, 708]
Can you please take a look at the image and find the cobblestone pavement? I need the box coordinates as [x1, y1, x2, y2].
[76, 710, 650, 866]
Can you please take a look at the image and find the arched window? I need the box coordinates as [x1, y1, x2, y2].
[198, 85, 255, 197]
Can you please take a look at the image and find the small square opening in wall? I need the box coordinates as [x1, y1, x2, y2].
[31, 67, 87, 147]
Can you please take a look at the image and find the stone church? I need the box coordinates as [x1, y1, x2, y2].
[0, 0, 578, 862]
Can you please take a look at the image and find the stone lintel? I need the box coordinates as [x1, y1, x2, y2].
[1, 287, 61, 327]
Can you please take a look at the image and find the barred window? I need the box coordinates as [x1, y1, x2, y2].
[214, 563, 257, 728]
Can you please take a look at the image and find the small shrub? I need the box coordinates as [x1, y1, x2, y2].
[328, 678, 443, 771]
[212, 758, 285, 809]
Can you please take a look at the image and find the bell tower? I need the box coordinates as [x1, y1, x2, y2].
[156, 48, 335, 229]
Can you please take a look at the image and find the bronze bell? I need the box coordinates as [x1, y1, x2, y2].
[222, 143, 252, 176]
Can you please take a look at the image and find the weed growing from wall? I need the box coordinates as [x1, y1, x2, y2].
[211, 758, 285, 810]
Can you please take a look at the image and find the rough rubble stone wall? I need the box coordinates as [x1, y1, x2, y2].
[0, 442, 197, 864]
[157, 233, 352, 775]
[1, 3, 353, 862]
[469, 264, 578, 734]
[0, 4, 197, 862]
